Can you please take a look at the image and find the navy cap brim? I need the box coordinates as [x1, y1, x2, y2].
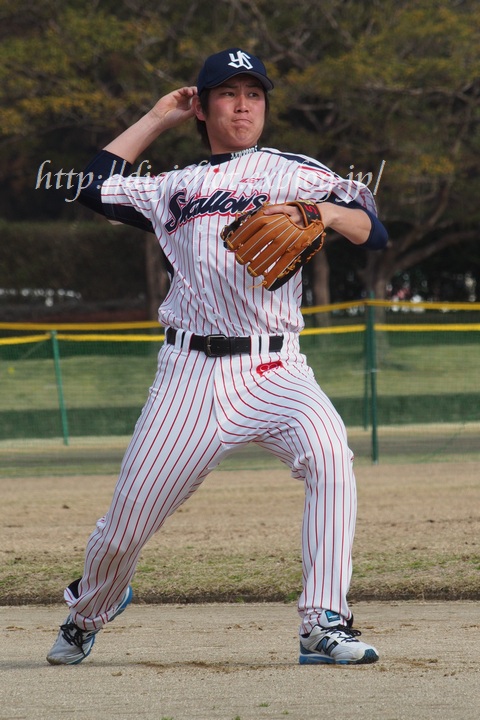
[201, 70, 274, 93]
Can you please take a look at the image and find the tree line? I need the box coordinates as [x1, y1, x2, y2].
[1, 0, 479, 317]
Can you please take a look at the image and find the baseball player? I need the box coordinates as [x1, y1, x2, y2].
[47, 48, 387, 666]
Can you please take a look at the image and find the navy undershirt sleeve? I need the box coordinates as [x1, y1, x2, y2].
[323, 198, 388, 250]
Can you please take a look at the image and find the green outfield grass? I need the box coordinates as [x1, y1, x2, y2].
[303, 334, 479, 398]
[1, 338, 479, 410]
[1, 333, 479, 442]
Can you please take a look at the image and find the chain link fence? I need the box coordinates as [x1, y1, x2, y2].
[1, 301, 479, 463]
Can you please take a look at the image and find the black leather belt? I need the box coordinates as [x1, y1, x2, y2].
[166, 327, 283, 357]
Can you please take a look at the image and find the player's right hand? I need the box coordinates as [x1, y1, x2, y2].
[150, 86, 198, 130]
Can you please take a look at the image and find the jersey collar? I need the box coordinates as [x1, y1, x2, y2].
[209, 145, 258, 165]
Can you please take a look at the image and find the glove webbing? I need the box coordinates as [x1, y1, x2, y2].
[264, 201, 325, 289]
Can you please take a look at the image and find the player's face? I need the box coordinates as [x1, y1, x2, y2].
[197, 76, 266, 154]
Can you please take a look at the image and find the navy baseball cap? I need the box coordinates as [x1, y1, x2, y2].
[196, 48, 274, 95]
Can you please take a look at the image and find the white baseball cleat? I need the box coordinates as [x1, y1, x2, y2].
[46, 586, 133, 665]
[299, 610, 379, 665]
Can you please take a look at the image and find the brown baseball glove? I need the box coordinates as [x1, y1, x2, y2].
[221, 201, 326, 291]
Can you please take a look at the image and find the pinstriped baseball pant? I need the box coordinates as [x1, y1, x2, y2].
[65, 332, 356, 635]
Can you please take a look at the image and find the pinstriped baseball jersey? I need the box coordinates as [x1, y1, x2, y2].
[101, 146, 377, 336]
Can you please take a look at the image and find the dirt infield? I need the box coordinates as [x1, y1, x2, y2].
[1, 600, 479, 720]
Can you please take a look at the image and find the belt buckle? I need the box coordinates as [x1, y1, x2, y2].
[205, 334, 229, 357]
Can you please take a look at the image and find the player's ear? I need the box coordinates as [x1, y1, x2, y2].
[192, 96, 206, 121]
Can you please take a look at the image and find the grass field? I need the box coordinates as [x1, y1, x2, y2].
[2, 337, 479, 445]
[305, 335, 480, 398]
[2, 333, 480, 408]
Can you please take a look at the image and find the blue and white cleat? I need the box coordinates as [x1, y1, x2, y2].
[46, 586, 133, 665]
[299, 610, 379, 665]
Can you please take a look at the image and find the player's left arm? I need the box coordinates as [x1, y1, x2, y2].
[318, 200, 388, 249]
